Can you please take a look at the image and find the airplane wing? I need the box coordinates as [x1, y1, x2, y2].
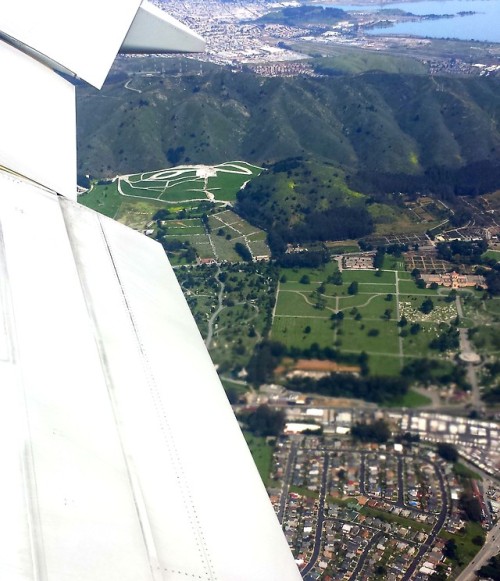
[0, 2, 301, 580]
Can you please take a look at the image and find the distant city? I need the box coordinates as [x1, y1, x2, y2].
[159, 0, 500, 76]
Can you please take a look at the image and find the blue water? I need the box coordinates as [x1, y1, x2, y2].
[323, 0, 500, 42]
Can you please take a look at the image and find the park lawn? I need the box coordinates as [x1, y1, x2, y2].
[114, 198, 167, 229]
[289, 485, 320, 500]
[248, 239, 271, 257]
[79, 183, 122, 218]
[365, 354, 402, 376]
[280, 263, 339, 283]
[229, 219, 262, 237]
[337, 319, 400, 355]
[342, 269, 396, 285]
[398, 280, 441, 295]
[275, 290, 330, 317]
[243, 432, 274, 487]
[212, 236, 246, 262]
[384, 389, 432, 408]
[382, 255, 406, 271]
[119, 179, 163, 199]
[271, 317, 333, 349]
[328, 244, 360, 254]
[247, 230, 267, 242]
[453, 463, 482, 481]
[360, 506, 431, 533]
[188, 236, 216, 259]
[400, 323, 442, 357]
[160, 180, 206, 202]
[483, 298, 500, 316]
[358, 283, 396, 294]
[470, 325, 500, 354]
[340, 294, 398, 320]
[441, 522, 485, 567]
[221, 378, 248, 398]
[205, 162, 263, 202]
[279, 280, 334, 292]
[482, 249, 500, 261]
[167, 220, 205, 236]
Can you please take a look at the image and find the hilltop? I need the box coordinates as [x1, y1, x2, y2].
[77, 58, 500, 202]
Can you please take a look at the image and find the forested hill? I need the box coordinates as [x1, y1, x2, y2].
[77, 62, 500, 197]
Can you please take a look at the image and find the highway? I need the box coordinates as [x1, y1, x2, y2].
[455, 520, 500, 581]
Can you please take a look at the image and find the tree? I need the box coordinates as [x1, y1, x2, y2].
[410, 323, 421, 335]
[443, 539, 458, 560]
[348, 281, 359, 295]
[243, 405, 285, 437]
[460, 492, 483, 522]
[300, 274, 310, 284]
[437, 442, 459, 462]
[351, 419, 390, 443]
[420, 298, 434, 314]
[234, 242, 252, 262]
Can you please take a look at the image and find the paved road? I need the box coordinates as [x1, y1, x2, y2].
[455, 520, 500, 581]
[205, 265, 224, 349]
[302, 454, 330, 579]
[402, 461, 449, 581]
[349, 532, 383, 580]
[397, 456, 405, 506]
[277, 441, 298, 524]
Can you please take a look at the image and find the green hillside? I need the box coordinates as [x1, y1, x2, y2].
[77, 58, 500, 199]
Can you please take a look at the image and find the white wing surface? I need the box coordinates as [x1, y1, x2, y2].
[0, 173, 300, 580]
[0, 40, 76, 198]
[0, 1, 300, 579]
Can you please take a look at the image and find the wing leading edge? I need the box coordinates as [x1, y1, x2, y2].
[0, 1, 301, 579]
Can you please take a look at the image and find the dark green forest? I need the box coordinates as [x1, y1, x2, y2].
[77, 61, 500, 205]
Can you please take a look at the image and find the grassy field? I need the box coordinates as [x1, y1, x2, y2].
[118, 161, 263, 203]
[244, 432, 274, 487]
[441, 522, 485, 567]
[271, 261, 462, 379]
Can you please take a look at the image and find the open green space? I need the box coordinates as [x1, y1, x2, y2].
[441, 522, 485, 567]
[79, 182, 123, 218]
[360, 506, 431, 533]
[342, 269, 395, 285]
[275, 291, 331, 317]
[384, 389, 432, 408]
[338, 320, 400, 355]
[453, 463, 482, 481]
[243, 432, 274, 487]
[289, 485, 320, 500]
[272, 317, 333, 349]
[119, 161, 263, 204]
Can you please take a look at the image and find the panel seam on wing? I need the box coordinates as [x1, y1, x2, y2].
[96, 216, 218, 580]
